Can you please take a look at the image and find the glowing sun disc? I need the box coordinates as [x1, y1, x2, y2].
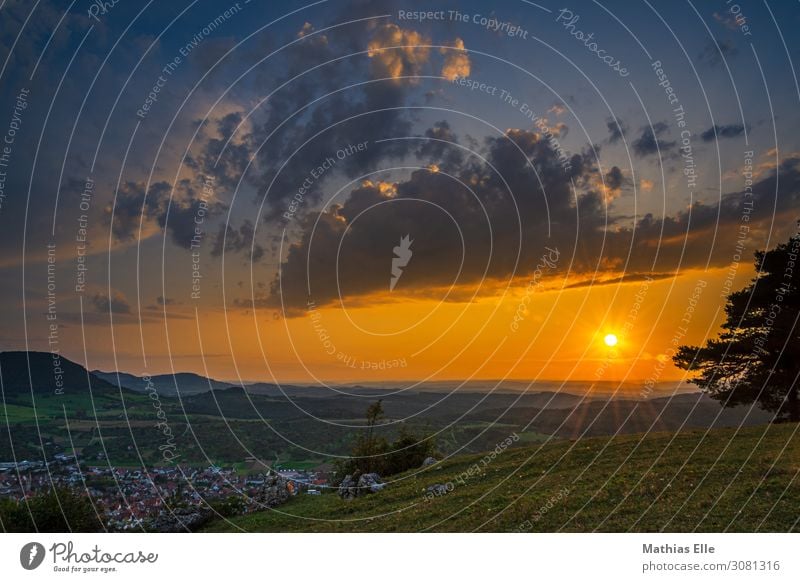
[604, 334, 618, 347]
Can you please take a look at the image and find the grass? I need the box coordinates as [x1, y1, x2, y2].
[0, 403, 40, 423]
[203, 423, 800, 532]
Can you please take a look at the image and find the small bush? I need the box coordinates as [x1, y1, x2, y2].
[208, 496, 245, 518]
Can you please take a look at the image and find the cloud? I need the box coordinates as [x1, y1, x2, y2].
[0, 1, 248, 268]
[632, 122, 676, 157]
[263, 110, 800, 315]
[106, 178, 226, 249]
[296, 22, 315, 38]
[181, 19, 427, 224]
[565, 272, 675, 290]
[712, 13, 742, 32]
[265, 122, 607, 313]
[185, 112, 253, 192]
[415, 120, 464, 171]
[617, 154, 800, 274]
[588, 166, 628, 203]
[90, 289, 131, 314]
[106, 181, 169, 243]
[440, 37, 471, 81]
[211, 220, 265, 262]
[606, 118, 627, 144]
[367, 23, 430, 82]
[698, 38, 738, 66]
[700, 123, 749, 142]
[535, 118, 568, 139]
[604, 166, 626, 192]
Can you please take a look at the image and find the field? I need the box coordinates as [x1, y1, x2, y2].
[204, 423, 800, 532]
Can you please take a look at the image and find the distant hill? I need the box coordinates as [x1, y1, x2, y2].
[474, 393, 775, 438]
[176, 386, 595, 424]
[91, 371, 344, 398]
[92, 370, 234, 396]
[0, 351, 120, 397]
[204, 422, 800, 532]
[351, 379, 694, 398]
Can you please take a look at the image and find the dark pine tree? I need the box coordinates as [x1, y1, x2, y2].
[674, 231, 800, 422]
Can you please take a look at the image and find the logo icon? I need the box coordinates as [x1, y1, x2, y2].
[390, 235, 413, 291]
[20, 542, 45, 570]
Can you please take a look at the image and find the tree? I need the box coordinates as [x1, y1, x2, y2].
[0, 487, 105, 532]
[363, 399, 385, 472]
[382, 425, 437, 476]
[674, 231, 800, 422]
[334, 401, 436, 480]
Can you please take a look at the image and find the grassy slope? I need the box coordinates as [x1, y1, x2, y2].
[204, 423, 800, 532]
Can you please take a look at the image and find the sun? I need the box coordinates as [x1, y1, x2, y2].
[603, 333, 618, 347]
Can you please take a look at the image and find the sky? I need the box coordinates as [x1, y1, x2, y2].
[0, 0, 798, 386]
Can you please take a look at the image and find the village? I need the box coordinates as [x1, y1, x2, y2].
[0, 455, 330, 530]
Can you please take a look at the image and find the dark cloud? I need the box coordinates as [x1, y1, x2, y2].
[187, 19, 433, 224]
[264, 108, 800, 314]
[211, 220, 265, 262]
[698, 38, 738, 67]
[185, 112, 253, 192]
[565, 272, 675, 290]
[632, 122, 676, 157]
[107, 178, 226, 249]
[415, 121, 464, 171]
[700, 123, 748, 142]
[266, 123, 608, 313]
[106, 181, 169, 243]
[615, 155, 800, 274]
[606, 118, 627, 144]
[605, 166, 626, 191]
[90, 289, 131, 314]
